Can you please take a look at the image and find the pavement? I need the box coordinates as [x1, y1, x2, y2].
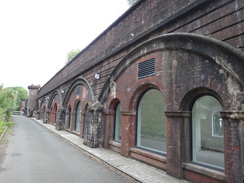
[33, 118, 188, 183]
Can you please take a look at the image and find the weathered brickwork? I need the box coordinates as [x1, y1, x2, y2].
[37, 0, 244, 99]
[27, 84, 40, 117]
[29, 0, 244, 182]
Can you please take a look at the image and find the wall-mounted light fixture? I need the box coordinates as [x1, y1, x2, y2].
[60, 89, 65, 94]
[94, 73, 101, 80]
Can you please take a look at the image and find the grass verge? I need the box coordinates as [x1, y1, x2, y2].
[0, 121, 14, 139]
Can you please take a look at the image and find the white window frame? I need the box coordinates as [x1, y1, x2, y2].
[212, 111, 223, 137]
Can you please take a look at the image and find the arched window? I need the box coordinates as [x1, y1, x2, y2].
[192, 95, 224, 170]
[53, 103, 57, 124]
[114, 102, 122, 142]
[136, 89, 166, 154]
[66, 106, 71, 129]
[74, 101, 81, 131]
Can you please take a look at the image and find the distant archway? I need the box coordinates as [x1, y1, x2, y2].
[63, 77, 95, 107]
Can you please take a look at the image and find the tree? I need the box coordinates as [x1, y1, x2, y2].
[11, 87, 28, 111]
[0, 86, 28, 121]
[127, 0, 139, 6]
[66, 49, 80, 64]
[0, 86, 16, 121]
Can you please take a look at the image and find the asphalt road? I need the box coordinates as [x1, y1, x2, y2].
[0, 116, 134, 183]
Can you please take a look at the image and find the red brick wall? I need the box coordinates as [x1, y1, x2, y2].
[35, 1, 244, 182]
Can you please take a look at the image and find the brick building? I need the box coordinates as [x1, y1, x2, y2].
[30, 0, 244, 182]
[27, 84, 40, 117]
[20, 99, 28, 115]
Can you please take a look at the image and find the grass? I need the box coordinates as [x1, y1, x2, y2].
[0, 121, 14, 137]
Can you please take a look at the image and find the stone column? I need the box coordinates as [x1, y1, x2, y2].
[83, 101, 104, 148]
[165, 111, 191, 179]
[64, 109, 70, 130]
[37, 110, 41, 120]
[120, 111, 136, 157]
[103, 110, 114, 148]
[221, 111, 243, 183]
[56, 107, 66, 130]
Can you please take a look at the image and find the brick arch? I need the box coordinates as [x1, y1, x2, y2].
[109, 98, 121, 111]
[99, 33, 244, 105]
[180, 87, 224, 111]
[128, 83, 160, 111]
[84, 103, 89, 112]
[48, 90, 62, 109]
[73, 99, 81, 112]
[47, 90, 62, 124]
[63, 77, 95, 107]
[49, 103, 58, 124]
[40, 104, 46, 120]
[39, 97, 46, 111]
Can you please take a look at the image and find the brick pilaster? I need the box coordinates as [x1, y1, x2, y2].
[120, 111, 136, 157]
[221, 111, 244, 183]
[103, 110, 114, 148]
[165, 111, 191, 179]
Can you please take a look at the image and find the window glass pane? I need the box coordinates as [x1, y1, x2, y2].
[213, 112, 223, 137]
[75, 102, 81, 131]
[137, 89, 166, 154]
[192, 96, 224, 169]
[114, 103, 122, 142]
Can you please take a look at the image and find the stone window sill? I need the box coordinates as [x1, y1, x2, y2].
[182, 163, 226, 181]
[109, 141, 121, 148]
[130, 147, 166, 163]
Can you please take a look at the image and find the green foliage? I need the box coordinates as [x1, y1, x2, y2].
[0, 121, 14, 137]
[0, 86, 15, 121]
[0, 85, 27, 121]
[0, 108, 5, 122]
[11, 87, 28, 111]
[66, 49, 80, 64]
[140, 90, 166, 138]
[127, 0, 139, 6]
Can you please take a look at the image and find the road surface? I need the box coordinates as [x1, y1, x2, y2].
[0, 116, 134, 183]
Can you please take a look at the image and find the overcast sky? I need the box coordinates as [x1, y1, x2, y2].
[0, 0, 129, 89]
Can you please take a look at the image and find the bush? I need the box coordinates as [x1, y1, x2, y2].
[0, 108, 5, 122]
[0, 85, 28, 122]
[0, 121, 14, 137]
